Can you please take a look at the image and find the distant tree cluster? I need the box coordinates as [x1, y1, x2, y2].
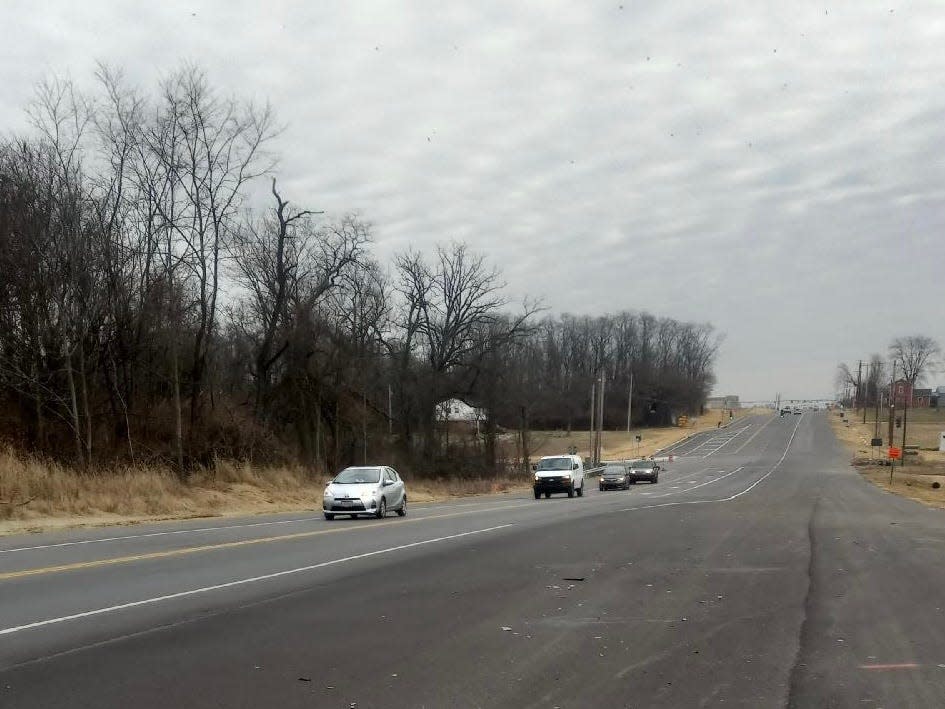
[0, 66, 720, 478]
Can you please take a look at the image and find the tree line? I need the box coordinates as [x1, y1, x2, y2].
[0, 66, 720, 478]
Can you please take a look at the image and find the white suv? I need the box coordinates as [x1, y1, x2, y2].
[533, 454, 586, 499]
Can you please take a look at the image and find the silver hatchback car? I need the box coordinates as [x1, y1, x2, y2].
[323, 466, 408, 520]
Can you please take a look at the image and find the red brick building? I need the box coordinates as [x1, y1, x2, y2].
[887, 380, 931, 408]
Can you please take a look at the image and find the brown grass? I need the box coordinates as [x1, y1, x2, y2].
[0, 450, 532, 535]
[528, 407, 769, 462]
[830, 413, 945, 509]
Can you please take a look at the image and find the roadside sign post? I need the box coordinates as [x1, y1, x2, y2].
[888, 446, 902, 483]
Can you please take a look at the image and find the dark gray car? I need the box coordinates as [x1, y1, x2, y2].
[628, 459, 660, 484]
[599, 463, 632, 491]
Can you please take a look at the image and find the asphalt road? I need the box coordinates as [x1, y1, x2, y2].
[3, 412, 945, 707]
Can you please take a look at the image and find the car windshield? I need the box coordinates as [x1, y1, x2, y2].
[536, 458, 572, 471]
[603, 466, 627, 475]
[333, 468, 381, 484]
[630, 461, 653, 469]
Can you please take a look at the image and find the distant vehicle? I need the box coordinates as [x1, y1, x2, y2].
[793, 408, 802, 415]
[780, 408, 790, 416]
[628, 459, 660, 483]
[533, 454, 586, 499]
[599, 463, 632, 491]
[323, 466, 407, 520]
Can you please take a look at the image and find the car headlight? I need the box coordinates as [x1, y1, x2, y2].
[534, 474, 541, 481]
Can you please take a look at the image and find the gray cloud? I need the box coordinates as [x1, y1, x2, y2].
[2, 0, 943, 401]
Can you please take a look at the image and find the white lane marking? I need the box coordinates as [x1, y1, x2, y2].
[650, 467, 744, 499]
[731, 414, 778, 455]
[0, 524, 513, 636]
[702, 424, 752, 458]
[683, 423, 749, 457]
[619, 416, 801, 512]
[0, 517, 326, 554]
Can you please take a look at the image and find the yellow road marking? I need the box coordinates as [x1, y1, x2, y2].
[0, 502, 534, 582]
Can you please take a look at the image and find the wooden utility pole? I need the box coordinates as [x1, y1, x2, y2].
[589, 380, 596, 463]
[862, 361, 869, 424]
[626, 371, 633, 433]
[596, 372, 606, 465]
[888, 362, 896, 482]
[855, 360, 863, 419]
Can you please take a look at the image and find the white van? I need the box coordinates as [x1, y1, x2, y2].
[533, 454, 586, 499]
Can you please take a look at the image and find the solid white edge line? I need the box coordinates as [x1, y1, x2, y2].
[619, 415, 803, 512]
[0, 524, 513, 636]
[649, 466, 744, 498]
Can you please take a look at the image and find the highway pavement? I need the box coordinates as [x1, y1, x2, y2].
[2, 412, 945, 707]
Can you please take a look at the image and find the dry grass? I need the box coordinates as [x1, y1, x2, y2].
[528, 407, 768, 462]
[0, 450, 532, 535]
[830, 413, 945, 509]
[0, 408, 772, 534]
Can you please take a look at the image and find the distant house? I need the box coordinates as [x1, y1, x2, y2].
[887, 380, 932, 408]
[889, 379, 912, 408]
[706, 395, 740, 410]
[436, 398, 485, 423]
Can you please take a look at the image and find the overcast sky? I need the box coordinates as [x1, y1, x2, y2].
[2, 1, 944, 402]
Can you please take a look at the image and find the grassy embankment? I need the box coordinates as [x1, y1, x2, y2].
[830, 407, 945, 508]
[0, 408, 766, 534]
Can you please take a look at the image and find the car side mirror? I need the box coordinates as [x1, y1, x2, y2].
[531, 464, 537, 471]
[572, 463, 579, 470]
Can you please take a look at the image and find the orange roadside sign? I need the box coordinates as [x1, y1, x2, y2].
[888, 447, 902, 460]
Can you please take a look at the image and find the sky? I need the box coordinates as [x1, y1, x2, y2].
[2, 1, 944, 402]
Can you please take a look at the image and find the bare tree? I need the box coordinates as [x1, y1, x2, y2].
[889, 335, 941, 462]
[151, 65, 276, 439]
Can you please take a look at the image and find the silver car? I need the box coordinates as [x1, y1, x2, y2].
[323, 466, 407, 520]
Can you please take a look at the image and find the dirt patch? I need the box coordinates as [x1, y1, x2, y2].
[830, 413, 945, 509]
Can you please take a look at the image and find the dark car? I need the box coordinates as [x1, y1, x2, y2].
[599, 463, 632, 491]
[628, 459, 660, 483]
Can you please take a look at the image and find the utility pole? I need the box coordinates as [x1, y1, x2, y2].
[874, 378, 882, 440]
[589, 380, 596, 462]
[888, 362, 896, 482]
[596, 372, 606, 465]
[855, 360, 863, 419]
[626, 371, 633, 433]
[862, 361, 869, 424]
[388, 384, 393, 435]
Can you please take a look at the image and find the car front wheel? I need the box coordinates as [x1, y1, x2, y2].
[375, 498, 387, 519]
[397, 496, 407, 517]
[324, 512, 334, 520]
[576, 482, 583, 497]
